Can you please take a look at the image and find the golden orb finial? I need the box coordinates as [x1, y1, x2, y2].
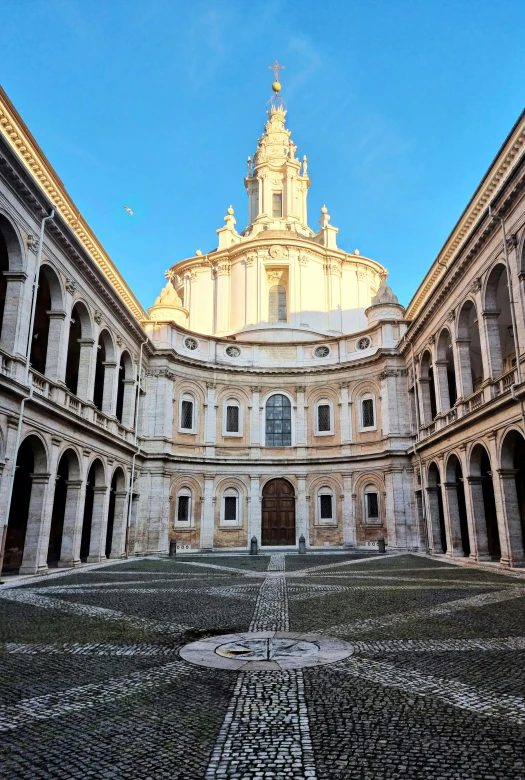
[268, 60, 285, 92]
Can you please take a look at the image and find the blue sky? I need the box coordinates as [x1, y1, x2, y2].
[1, 0, 524, 311]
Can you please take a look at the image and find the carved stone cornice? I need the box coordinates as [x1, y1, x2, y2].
[406, 113, 525, 321]
[0, 88, 147, 321]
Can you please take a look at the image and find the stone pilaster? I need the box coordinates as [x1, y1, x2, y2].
[200, 475, 215, 551]
[295, 387, 307, 455]
[109, 489, 129, 558]
[87, 484, 109, 563]
[425, 486, 444, 554]
[204, 383, 217, 457]
[19, 472, 52, 575]
[58, 479, 83, 567]
[0, 271, 28, 355]
[295, 475, 308, 547]
[342, 473, 356, 547]
[495, 468, 525, 567]
[442, 481, 465, 557]
[249, 386, 261, 455]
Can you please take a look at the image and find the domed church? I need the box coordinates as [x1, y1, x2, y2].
[143, 78, 414, 554]
[1, 73, 525, 573]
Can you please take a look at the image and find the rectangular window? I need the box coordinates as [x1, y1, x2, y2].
[272, 192, 283, 218]
[226, 405, 239, 433]
[318, 404, 331, 432]
[362, 398, 375, 428]
[177, 495, 190, 522]
[181, 399, 193, 430]
[320, 494, 333, 520]
[224, 496, 237, 522]
[366, 492, 379, 519]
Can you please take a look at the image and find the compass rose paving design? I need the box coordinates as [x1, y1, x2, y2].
[1, 553, 525, 778]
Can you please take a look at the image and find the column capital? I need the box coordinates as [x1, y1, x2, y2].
[93, 485, 108, 493]
[496, 468, 519, 479]
[47, 310, 67, 320]
[466, 476, 484, 484]
[65, 479, 83, 488]
[30, 472, 51, 484]
[3, 270, 28, 283]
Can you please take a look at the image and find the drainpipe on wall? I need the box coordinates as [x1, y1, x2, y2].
[0, 208, 55, 580]
[124, 336, 148, 558]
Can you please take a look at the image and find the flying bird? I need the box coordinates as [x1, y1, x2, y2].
[123, 206, 134, 216]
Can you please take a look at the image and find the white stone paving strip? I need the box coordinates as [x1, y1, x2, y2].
[337, 656, 525, 725]
[287, 553, 405, 577]
[174, 560, 264, 577]
[205, 553, 317, 779]
[350, 637, 525, 654]
[0, 661, 191, 732]
[325, 587, 525, 637]
[3, 642, 179, 656]
[34, 585, 258, 599]
[0, 588, 189, 635]
[287, 584, 504, 602]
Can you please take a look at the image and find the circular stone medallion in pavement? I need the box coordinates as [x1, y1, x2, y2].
[179, 631, 354, 671]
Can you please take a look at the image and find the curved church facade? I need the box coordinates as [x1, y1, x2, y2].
[1, 82, 525, 574]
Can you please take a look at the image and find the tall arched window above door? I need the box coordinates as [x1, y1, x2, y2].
[269, 285, 287, 323]
[265, 393, 292, 447]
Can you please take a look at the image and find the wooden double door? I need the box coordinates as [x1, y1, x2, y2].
[262, 478, 296, 546]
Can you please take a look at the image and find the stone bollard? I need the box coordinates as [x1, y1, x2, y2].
[377, 537, 386, 554]
[299, 534, 306, 554]
[169, 540, 177, 557]
[250, 536, 258, 555]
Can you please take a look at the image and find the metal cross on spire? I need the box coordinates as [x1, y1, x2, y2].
[268, 60, 285, 81]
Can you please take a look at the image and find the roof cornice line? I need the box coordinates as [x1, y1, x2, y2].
[406, 108, 525, 321]
[0, 85, 148, 322]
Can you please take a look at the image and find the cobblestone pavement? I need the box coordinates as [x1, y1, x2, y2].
[1, 553, 525, 778]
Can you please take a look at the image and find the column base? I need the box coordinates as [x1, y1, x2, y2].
[108, 553, 126, 559]
[500, 556, 525, 569]
[470, 553, 492, 562]
[87, 555, 105, 563]
[19, 564, 48, 576]
[57, 559, 81, 568]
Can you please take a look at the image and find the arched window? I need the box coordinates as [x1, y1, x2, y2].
[364, 484, 380, 523]
[30, 268, 52, 375]
[175, 487, 193, 528]
[179, 393, 196, 433]
[221, 486, 241, 527]
[317, 486, 335, 525]
[92, 329, 116, 415]
[360, 394, 376, 430]
[315, 398, 333, 435]
[269, 285, 287, 323]
[265, 394, 292, 447]
[223, 398, 242, 436]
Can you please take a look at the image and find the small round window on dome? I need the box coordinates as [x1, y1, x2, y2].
[314, 346, 330, 358]
[184, 337, 198, 351]
[356, 337, 371, 351]
[226, 345, 241, 358]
